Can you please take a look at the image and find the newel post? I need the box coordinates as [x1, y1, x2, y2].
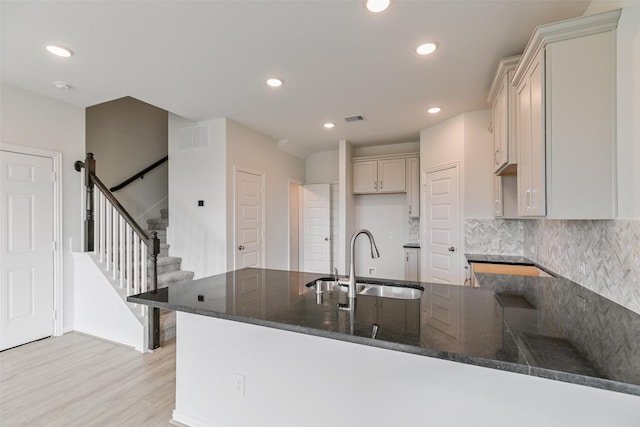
[74, 153, 96, 252]
[148, 231, 161, 350]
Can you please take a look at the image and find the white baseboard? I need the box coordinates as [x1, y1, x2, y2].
[172, 410, 223, 427]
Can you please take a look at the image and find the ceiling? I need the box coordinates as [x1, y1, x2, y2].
[1, 0, 591, 158]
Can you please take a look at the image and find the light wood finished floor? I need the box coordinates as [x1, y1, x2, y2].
[0, 332, 176, 426]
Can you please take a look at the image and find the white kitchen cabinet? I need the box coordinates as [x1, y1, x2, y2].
[513, 9, 619, 219]
[488, 56, 520, 175]
[406, 157, 420, 218]
[404, 247, 419, 282]
[353, 161, 378, 193]
[494, 175, 518, 219]
[352, 156, 406, 194]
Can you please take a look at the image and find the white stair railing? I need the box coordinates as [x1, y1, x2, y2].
[75, 153, 161, 350]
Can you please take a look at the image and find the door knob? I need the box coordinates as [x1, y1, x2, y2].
[448, 246, 456, 252]
[238, 245, 245, 250]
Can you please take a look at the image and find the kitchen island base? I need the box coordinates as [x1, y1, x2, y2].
[172, 312, 640, 427]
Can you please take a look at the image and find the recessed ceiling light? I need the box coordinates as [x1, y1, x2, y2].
[427, 107, 441, 114]
[53, 81, 72, 90]
[323, 122, 335, 129]
[46, 45, 73, 58]
[416, 42, 438, 55]
[267, 78, 283, 88]
[366, 0, 391, 13]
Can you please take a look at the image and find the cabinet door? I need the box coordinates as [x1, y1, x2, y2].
[353, 161, 378, 194]
[493, 77, 508, 172]
[407, 157, 420, 218]
[516, 72, 532, 217]
[404, 248, 419, 281]
[516, 51, 545, 217]
[378, 159, 406, 193]
[528, 51, 546, 216]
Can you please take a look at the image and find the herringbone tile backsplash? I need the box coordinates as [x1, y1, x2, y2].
[524, 220, 640, 315]
[464, 218, 640, 315]
[464, 219, 524, 255]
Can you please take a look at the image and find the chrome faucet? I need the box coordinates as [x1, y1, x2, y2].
[347, 229, 380, 298]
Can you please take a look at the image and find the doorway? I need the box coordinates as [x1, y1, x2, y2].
[234, 169, 265, 270]
[421, 163, 461, 285]
[0, 148, 61, 350]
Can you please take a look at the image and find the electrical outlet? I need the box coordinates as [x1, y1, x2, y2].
[577, 262, 586, 275]
[491, 238, 500, 250]
[233, 373, 245, 397]
[368, 267, 376, 276]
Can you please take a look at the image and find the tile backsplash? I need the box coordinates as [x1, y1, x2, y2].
[464, 218, 640, 315]
[464, 219, 523, 255]
[408, 218, 420, 243]
[524, 219, 640, 315]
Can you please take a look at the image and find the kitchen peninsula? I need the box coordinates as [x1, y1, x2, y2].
[129, 268, 640, 427]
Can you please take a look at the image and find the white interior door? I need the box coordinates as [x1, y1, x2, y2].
[235, 170, 264, 269]
[302, 184, 330, 274]
[0, 151, 54, 350]
[422, 165, 460, 285]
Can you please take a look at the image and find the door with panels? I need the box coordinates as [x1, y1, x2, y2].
[0, 151, 54, 350]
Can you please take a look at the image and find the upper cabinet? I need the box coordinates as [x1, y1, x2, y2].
[512, 9, 620, 219]
[488, 56, 520, 175]
[353, 156, 407, 194]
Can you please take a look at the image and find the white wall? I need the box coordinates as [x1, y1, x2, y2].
[174, 312, 640, 427]
[225, 119, 306, 271]
[305, 149, 338, 184]
[355, 194, 408, 280]
[168, 115, 227, 279]
[463, 109, 494, 218]
[72, 253, 145, 351]
[420, 110, 494, 220]
[0, 83, 85, 331]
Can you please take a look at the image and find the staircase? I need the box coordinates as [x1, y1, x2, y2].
[146, 208, 194, 343]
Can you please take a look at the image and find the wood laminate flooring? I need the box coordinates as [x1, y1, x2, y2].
[0, 332, 176, 426]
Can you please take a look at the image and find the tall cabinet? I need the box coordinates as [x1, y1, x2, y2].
[512, 9, 620, 219]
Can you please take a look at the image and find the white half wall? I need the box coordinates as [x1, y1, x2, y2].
[174, 312, 640, 427]
[72, 253, 145, 351]
[0, 83, 85, 332]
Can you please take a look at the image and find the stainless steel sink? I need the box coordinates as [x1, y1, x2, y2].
[311, 280, 366, 294]
[309, 279, 423, 300]
[358, 283, 423, 300]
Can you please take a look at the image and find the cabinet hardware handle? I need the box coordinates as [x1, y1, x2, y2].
[406, 255, 409, 262]
[238, 245, 245, 250]
[448, 246, 456, 252]
[324, 237, 329, 241]
[380, 181, 383, 189]
[374, 181, 377, 190]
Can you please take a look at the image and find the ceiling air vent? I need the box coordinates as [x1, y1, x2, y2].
[344, 115, 365, 122]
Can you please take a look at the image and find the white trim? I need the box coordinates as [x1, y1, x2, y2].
[172, 409, 219, 427]
[233, 166, 267, 269]
[286, 178, 304, 272]
[352, 152, 419, 163]
[0, 143, 64, 336]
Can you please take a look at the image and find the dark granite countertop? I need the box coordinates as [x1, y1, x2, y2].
[465, 253, 535, 265]
[128, 268, 640, 396]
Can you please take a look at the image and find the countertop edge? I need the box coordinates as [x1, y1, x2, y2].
[127, 290, 640, 397]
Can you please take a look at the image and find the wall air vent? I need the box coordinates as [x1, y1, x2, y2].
[178, 125, 209, 151]
[344, 115, 365, 122]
